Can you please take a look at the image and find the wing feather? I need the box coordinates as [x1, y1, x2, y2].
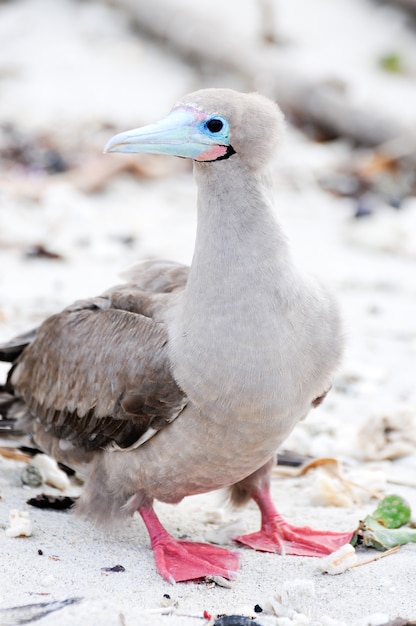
[6, 267, 189, 453]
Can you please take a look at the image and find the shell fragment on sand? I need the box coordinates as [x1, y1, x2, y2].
[5, 509, 33, 537]
[317, 544, 358, 575]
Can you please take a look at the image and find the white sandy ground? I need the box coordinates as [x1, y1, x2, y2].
[1, 0, 416, 624]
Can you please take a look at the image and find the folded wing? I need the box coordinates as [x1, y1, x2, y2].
[1, 261, 189, 454]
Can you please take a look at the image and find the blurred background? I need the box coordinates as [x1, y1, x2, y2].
[1, 0, 416, 463]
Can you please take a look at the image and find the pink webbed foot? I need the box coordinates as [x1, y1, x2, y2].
[139, 505, 239, 583]
[233, 486, 354, 557]
[234, 520, 354, 556]
[153, 537, 239, 583]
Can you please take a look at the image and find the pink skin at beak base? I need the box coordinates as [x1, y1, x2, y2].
[195, 145, 228, 162]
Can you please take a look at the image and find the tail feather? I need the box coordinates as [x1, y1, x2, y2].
[0, 326, 37, 438]
[0, 391, 28, 438]
[0, 328, 37, 362]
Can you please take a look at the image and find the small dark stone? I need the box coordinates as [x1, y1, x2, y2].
[213, 616, 261, 626]
[254, 604, 263, 613]
[389, 197, 402, 209]
[100, 564, 125, 573]
[38, 549, 43, 556]
[109, 233, 136, 247]
[354, 203, 373, 218]
[27, 494, 76, 510]
[44, 149, 68, 174]
[163, 594, 171, 599]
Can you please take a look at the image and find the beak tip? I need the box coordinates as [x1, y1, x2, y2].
[103, 140, 114, 154]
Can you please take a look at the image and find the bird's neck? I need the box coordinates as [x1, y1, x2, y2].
[186, 157, 292, 301]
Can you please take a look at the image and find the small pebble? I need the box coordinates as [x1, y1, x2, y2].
[100, 564, 125, 572]
[160, 594, 178, 608]
[213, 616, 261, 626]
[21, 465, 43, 487]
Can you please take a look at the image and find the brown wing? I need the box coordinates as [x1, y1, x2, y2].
[119, 259, 189, 293]
[8, 286, 187, 453]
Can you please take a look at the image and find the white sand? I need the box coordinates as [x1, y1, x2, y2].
[1, 1, 416, 624]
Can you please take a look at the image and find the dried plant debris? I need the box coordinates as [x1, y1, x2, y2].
[0, 597, 82, 626]
[69, 153, 172, 194]
[354, 517, 416, 551]
[352, 494, 416, 550]
[357, 411, 416, 461]
[27, 493, 76, 511]
[319, 544, 403, 576]
[0, 446, 32, 462]
[318, 494, 416, 574]
[24, 244, 64, 260]
[274, 457, 381, 507]
[1, 122, 178, 202]
[320, 139, 416, 215]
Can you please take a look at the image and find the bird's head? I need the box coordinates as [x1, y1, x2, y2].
[104, 88, 284, 171]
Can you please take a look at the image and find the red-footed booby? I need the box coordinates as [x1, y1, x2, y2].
[0, 89, 354, 583]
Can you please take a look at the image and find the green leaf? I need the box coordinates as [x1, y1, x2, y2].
[379, 53, 403, 74]
[372, 494, 411, 529]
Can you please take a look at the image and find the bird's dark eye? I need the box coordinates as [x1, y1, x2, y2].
[206, 118, 224, 133]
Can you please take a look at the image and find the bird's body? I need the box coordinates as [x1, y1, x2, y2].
[0, 89, 353, 582]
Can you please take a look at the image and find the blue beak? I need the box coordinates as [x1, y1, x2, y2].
[104, 108, 229, 161]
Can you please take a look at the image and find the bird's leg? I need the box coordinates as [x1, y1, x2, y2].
[138, 502, 239, 583]
[232, 463, 354, 556]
